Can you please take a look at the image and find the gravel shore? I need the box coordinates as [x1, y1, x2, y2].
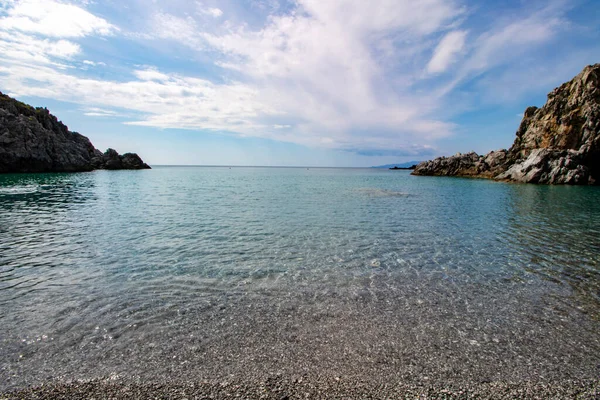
[3, 282, 600, 399]
[3, 376, 599, 399]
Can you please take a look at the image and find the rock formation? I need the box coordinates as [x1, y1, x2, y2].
[97, 148, 150, 170]
[0, 92, 150, 173]
[412, 64, 600, 184]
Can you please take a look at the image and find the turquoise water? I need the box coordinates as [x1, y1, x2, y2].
[1, 167, 599, 388]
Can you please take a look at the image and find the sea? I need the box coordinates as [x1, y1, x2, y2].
[1, 166, 599, 390]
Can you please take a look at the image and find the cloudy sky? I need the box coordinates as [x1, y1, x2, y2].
[0, 0, 598, 166]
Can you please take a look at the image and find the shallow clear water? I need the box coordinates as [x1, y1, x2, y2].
[1, 167, 599, 389]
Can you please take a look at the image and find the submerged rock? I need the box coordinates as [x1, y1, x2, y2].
[412, 64, 600, 184]
[0, 92, 150, 173]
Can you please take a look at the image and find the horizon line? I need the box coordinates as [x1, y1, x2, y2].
[149, 165, 383, 169]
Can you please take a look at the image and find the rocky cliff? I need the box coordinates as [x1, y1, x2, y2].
[0, 92, 150, 173]
[412, 64, 600, 184]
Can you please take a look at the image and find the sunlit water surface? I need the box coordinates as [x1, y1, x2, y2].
[1, 167, 599, 389]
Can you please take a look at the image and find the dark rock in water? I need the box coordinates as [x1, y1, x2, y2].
[374, 161, 421, 169]
[412, 63, 600, 185]
[389, 165, 417, 170]
[0, 92, 150, 173]
[96, 148, 150, 170]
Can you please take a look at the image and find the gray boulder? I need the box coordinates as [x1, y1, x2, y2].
[496, 148, 591, 184]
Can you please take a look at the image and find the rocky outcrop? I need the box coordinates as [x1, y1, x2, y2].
[93, 148, 150, 170]
[412, 150, 508, 179]
[412, 64, 600, 184]
[0, 92, 150, 173]
[495, 149, 590, 184]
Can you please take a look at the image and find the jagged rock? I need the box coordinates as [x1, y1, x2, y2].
[0, 92, 150, 173]
[511, 67, 600, 158]
[412, 152, 482, 176]
[496, 148, 591, 184]
[98, 148, 150, 170]
[412, 64, 600, 185]
[412, 150, 509, 179]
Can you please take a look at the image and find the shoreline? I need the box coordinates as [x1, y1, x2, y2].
[4, 377, 599, 399]
[3, 269, 599, 398]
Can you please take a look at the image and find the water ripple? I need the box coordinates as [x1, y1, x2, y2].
[1, 168, 599, 389]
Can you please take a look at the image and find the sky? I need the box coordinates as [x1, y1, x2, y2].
[0, 0, 598, 167]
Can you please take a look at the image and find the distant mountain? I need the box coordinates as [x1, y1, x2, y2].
[371, 161, 421, 169]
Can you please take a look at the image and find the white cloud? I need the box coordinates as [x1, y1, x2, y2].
[0, 0, 581, 157]
[0, 31, 80, 65]
[83, 60, 106, 66]
[0, 60, 452, 154]
[134, 68, 170, 82]
[47, 38, 80, 58]
[0, 63, 278, 132]
[297, 0, 464, 35]
[0, 1, 115, 73]
[192, 0, 466, 150]
[427, 1, 570, 105]
[427, 30, 467, 74]
[0, 0, 117, 38]
[465, 16, 563, 73]
[83, 107, 126, 118]
[202, 7, 223, 18]
[148, 12, 199, 44]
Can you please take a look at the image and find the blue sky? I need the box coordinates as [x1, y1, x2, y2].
[0, 0, 598, 167]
